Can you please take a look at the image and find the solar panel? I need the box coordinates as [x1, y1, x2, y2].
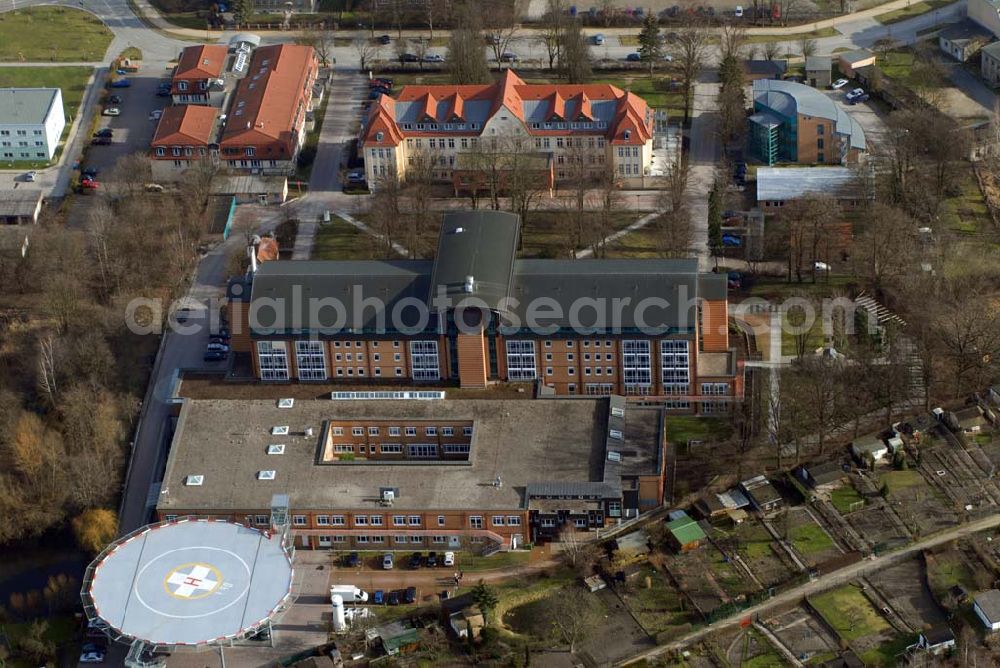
[329, 391, 446, 401]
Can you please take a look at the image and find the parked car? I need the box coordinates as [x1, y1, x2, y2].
[382, 552, 394, 570]
[408, 552, 424, 569]
[110, 78, 131, 88]
[404, 587, 417, 604]
[23, 171, 36, 182]
[625, 52, 641, 62]
[116, 68, 128, 75]
[80, 177, 100, 190]
[102, 107, 121, 116]
[108, 94, 123, 104]
[145, 182, 164, 193]
[82, 166, 98, 178]
[91, 136, 112, 145]
[94, 128, 113, 138]
[735, 5, 744, 16]
[149, 110, 163, 120]
[344, 551, 360, 567]
[443, 551, 455, 567]
[378, 34, 391, 44]
[205, 342, 229, 352]
[727, 271, 743, 289]
[423, 54, 444, 63]
[814, 261, 831, 271]
[387, 590, 400, 605]
[79, 643, 106, 663]
[845, 88, 865, 102]
[401, 53, 420, 62]
[373, 589, 384, 604]
[157, 81, 171, 90]
[721, 234, 742, 247]
[594, 33, 605, 45]
[371, 77, 393, 88]
[830, 78, 849, 89]
[500, 52, 518, 62]
[661, 53, 673, 61]
[426, 551, 439, 567]
[203, 350, 227, 362]
[156, 88, 171, 97]
[848, 93, 870, 105]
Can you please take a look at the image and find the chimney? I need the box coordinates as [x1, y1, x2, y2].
[464, 275, 475, 294]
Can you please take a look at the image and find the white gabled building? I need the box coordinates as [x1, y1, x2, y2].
[0, 88, 65, 161]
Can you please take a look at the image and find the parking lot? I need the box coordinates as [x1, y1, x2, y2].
[822, 87, 889, 151]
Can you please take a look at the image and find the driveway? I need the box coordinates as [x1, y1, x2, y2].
[822, 88, 889, 152]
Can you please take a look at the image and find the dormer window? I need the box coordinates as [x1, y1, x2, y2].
[245, 147, 255, 157]
[624, 130, 631, 140]
[178, 81, 188, 91]
[376, 131, 384, 141]
[155, 147, 165, 156]
[200, 81, 208, 90]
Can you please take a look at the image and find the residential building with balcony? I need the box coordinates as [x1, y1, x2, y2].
[156, 395, 667, 549]
[360, 70, 654, 189]
[227, 210, 742, 412]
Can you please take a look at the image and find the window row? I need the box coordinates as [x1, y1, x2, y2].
[256, 340, 440, 382]
[333, 425, 472, 437]
[286, 514, 521, 528]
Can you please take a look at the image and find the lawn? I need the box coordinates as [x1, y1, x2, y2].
[456, 550, 530, 572]
[830, 485, 864, 514]
[789, 522, 835, 556]
[0, 66, 92, 167]
[925, 549, 977, 596]
[666, 416, 734, 448]
[312, 217, 385, 260]
[879, 50, 915, 81]
[881, 470, 924, 496]
[745, 27, 838, 43]
[876, 0, 953, 25]
[941, 163, 992, 236]
[746, 275, 854, 300]
[729, 522, 775, 560]
[861, 633, 919, 667]
[810, 585, 890, 642]
[0, 7, 112, 62]
[781, 310, 826, 357]
[521, 210, 642, 259]
[621, 566, 689, 634]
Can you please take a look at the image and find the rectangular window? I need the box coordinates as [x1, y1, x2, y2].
[257, 341, 290, 381]
[506, 340, 537, 380]
[425, 426, 437, 436]
[356, 536, 368, 544]
[352, 427, 364, 436]
[443, 444, 470, 454]
[491, 516, 505, 526]
[442, 427, 454, 437]
[316, 515, 330, 526]
[507, 516, 522, 526]
[370, 535, 385, 544]
[255, 515, 269, 525]
[393, 515, 406, 526]
[370, 515, 383, 526]
[330, 515, 346, 526]
[331, 535, 346, 543]
[405, 426, 416, 436]
[381, 443, 402, 453]
[295, 341, 326, 381]
[438, 515, 446, 526]
[433, 535, 448, 543]
[661, 339, 690, 395]
[410, 341, 440, 381]
[318, 536, 332, 547]
[608, 501, 622, 518]
[701, 382, 730, 396]
[408, 515, 421, 525]
[541, 518, 555, 528]
[410, 536, 423, 543]
[292, 515, 307, 526]
[622, 340, 652, 394]
[574, 518, 588, 528]
[368, 426, 379, 436]
[354, 515, 368, 526]
[470, 516, 483, 529]
[463, 426, 473, 436]
[388, 426, 401, 436]
[408, 443, 437, 458]
[333, 444, 354, 453]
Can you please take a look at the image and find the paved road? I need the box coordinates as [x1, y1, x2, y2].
[618, 511, 1000, 665]
[686, 80, 720, 272]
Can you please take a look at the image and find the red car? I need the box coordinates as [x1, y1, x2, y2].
[81, 177, 100, 190]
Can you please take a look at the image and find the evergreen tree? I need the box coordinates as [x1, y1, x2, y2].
[637, 15, 663, 75]
[447, 3, 490, 84]
[558, 19, 592, 83]
[232, 0, 254, 25]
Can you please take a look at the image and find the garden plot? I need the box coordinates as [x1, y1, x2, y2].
[724, 627, 786, 666]
[618, 562, 693, 639]
[921, 446, 1000, 513]
[783, 508, 842, 568]
[846, 504, 910, 551]
[664, 544, 755, 616]
[924, 547, 981, 604]
[879, 469, 959, 536]
[809, 585, 904, 666]
[764, 606, 841, 665]
[866, 558, 948, 632]
[715, 522, 795, 589]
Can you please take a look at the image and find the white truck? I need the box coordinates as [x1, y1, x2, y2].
[330, 584, 369, 603]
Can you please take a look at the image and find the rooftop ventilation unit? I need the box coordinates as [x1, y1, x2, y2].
[611, 406, 625, 418]
[330, 390, 446, 401]
[257, 470, 277, 481]
[607, 451, 622, 463]
[464, 275, 475, 294]
[609, 429, 624, 440]
[267, 444, 286, 455]
[272, 426, 289, 435]
[304, 427, 314, 437]
[185, 475, 204, 486]
[379, 488, 397, 506]
[277, 398, 294, 409]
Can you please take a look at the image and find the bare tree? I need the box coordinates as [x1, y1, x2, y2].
[540, 0, 565, 70]
[446, 4, 490, 84]
[653, 160, 692, 258]
[353, 38, 380, 72]
[297, 27, 334, 68]
[720, 24, 747, 62]
[370, 169, 405, 257]
[37, 334, 60, 407]
[559, 528, 601, 574]
[558, 17, 592, 83]
[798, 37, 817, 59]
[851, 203, 918, 291]
[673, 28, 708, 125]
[762, 40, 782, 61]
[482, 0, 526, 69]
[542, 587, 602, 654]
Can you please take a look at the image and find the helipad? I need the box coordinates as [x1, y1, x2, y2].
[85, 519, 293, 646]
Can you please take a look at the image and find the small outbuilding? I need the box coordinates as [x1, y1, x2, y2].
[210, 174, 288, 204]
[665, 512, 706, 551]
[449, 605, 485, 640]
[795, 461, 847, 491]
[974, 589, 1000, 631]
[367, 621, 420, 656]
[805, 56, 832, 88]
[0, 190, 43, 224]
[837, 49, 875, 77]
[740, 475, 783, 513]
[913, 625, 956, 654]
[743, 59, 788, 81]
[938, 19, 992, 62]
[851, 435, 891, 464]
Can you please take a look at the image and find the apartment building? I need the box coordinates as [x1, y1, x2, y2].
[0, 88, 65, 161]
[228, 211, 741, 412]
[360, 70, 654, 189]
[171, 44, 230, 106]
[748, 79, 866, 166]
[156, 395, 667, 549]
[150, 43, 317, 178]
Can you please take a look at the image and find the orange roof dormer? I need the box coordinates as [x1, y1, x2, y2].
[547, 91, 566, 121]
[449, 93, 465, 122]
[491, 70, 526, 122]
[575, 92, 593, 121]
[421, 92, 438, 123]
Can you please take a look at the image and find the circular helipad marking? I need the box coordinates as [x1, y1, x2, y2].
[132, 547, 253, 620]
[162, 562, 223, 600]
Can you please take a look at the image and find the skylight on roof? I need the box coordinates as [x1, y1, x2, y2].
[272, 426, 289, 435]
[607, 451, 622, 462]
[257, 470, 276, 481]
[609, 429, 624, 440]
[185, 475, 204, 486]
[611, 407, 625, 418]
[267, 444, 286, 455]
[277, 398, 294, 409]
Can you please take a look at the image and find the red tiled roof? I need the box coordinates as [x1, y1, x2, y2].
[174, 45, 228, 81]
[220, 44, 317, 159]
[362, 70, 653, 146]
[150, 105, 219, 148]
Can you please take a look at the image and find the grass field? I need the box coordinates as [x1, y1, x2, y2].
[458, 550, 531, 572]
[667, 416, 734, 448]
[881, 470, 924, 496]
[621, 566, 688, 634]
[926, 549, 977, 596]
[0, 66, 92, 167]
[810, 585, 890, 642]
[0, 7, 112, 62]
[745, 27, 838, 43]
[876, 0, 952, 25]
[312, 217, 383, 261]
[781, 310, 826, 357]
[830, 485, 864, 514]
[789, 522, 835, 556]
[860, 633, 919, 667]
[941, 164, 992, 236]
